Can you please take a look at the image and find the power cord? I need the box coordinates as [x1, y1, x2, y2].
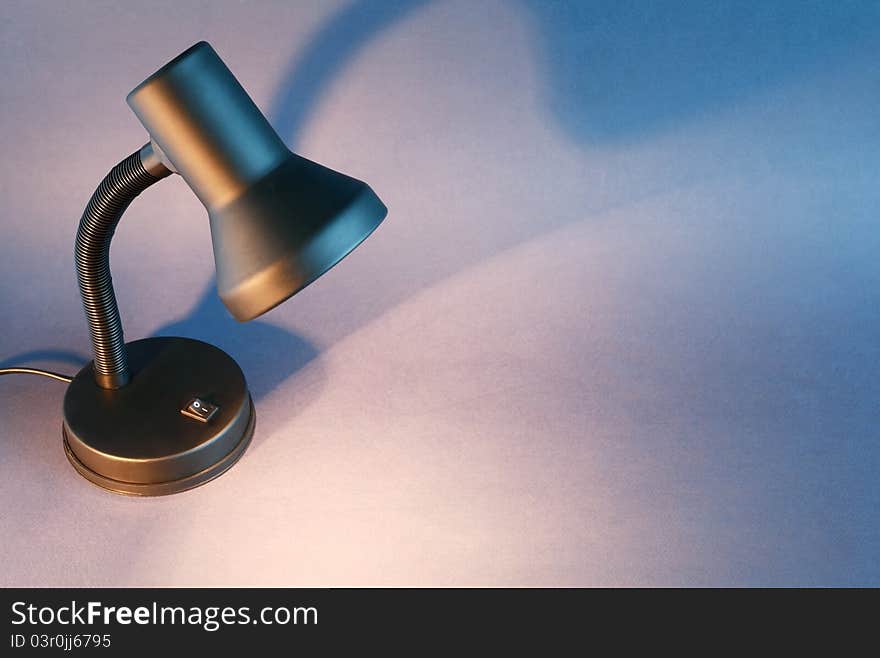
[0, 367, 73, 384]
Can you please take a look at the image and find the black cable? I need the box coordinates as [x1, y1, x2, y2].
[0, 367, 73, 384]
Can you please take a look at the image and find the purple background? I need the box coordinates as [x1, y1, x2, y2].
[1, 0, 878, 585]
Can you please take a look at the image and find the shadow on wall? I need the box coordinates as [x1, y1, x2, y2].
[523, 0, 878, 144]
[9, 0, 876, 398]
[271, 0, 431, 149]
[149, 0, 880, 394]
[272, 0, 879, 146]
[250, 0, 880, 351]
[153, 288, 319, 406]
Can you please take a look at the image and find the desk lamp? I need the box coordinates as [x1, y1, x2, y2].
[25, 42, 385, 495]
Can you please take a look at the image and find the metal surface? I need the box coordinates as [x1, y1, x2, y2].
[62, 337, 254, 496]
[127, 41, 387, 321]
[127, 41, 289, 209]
[74, 147, 171, 389]
[139, 141, 174, 177]
[208, 155, 387, 321]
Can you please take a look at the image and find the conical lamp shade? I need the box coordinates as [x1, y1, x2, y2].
[127, 41, 387, 321]
[209, 153, 386, 320]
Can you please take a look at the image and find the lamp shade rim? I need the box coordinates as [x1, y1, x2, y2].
[219, 185, 387, 321]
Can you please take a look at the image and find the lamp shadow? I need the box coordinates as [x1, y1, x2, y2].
[271, 0, 431, 150]
[264, 0, 879, 346]
[154, 0, 878, 406]
[522, 0, 877, 145]
[273, 0, 877, 148]
[151, 284, 322, 438]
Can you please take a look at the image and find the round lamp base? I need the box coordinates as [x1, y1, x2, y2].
[62, 337, 254, 496]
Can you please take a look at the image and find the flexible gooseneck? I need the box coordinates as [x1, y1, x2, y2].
[75, 143, 171, 389]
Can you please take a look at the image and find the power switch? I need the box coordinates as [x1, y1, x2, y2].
[181, 397, 219, 423]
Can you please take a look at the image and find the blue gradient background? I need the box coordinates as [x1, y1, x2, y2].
[1, 0, 878, 586]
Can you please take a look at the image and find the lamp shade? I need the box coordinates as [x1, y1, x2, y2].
[126, 41, 387, 321]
